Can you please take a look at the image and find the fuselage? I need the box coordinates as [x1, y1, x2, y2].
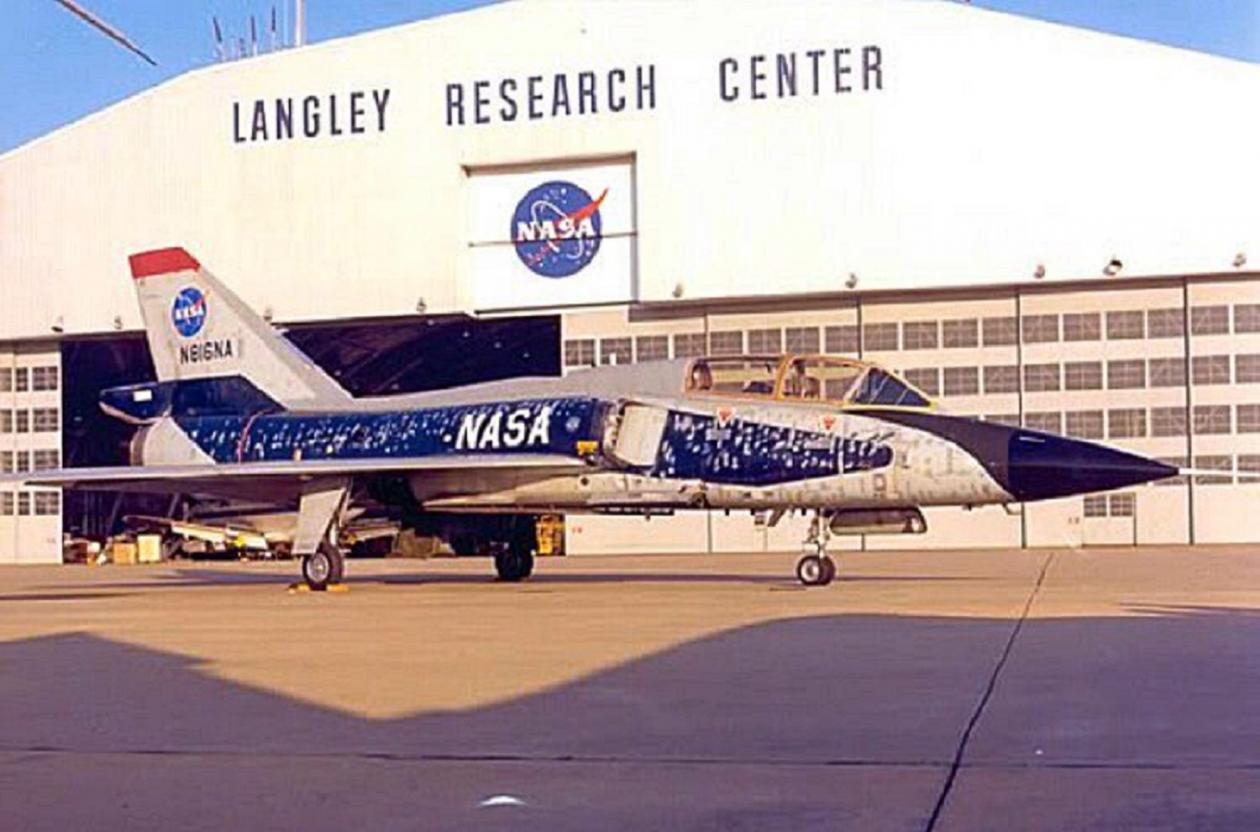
[114, 356, 1176, 517]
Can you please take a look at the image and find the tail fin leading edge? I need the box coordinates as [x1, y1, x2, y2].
[128, 247, 351, 410]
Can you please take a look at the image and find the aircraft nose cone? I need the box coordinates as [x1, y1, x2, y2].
[1003, 430, 1178, 501]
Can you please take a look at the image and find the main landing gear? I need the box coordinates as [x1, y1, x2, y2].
[301, 539, 345, 591]
[795, 512, 837, 587]
[492, 518, 536, 582]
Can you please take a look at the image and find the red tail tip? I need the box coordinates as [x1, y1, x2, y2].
[129, 248, 200, 279]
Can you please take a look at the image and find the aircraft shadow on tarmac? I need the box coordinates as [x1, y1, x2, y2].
[3, 608, 1260, 830]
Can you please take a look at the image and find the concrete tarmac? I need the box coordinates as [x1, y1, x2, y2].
[1, 545, 1258, 830]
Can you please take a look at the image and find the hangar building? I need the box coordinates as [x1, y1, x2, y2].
[1, 0, 1258, 562]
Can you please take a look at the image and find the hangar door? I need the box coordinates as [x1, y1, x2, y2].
[466, 159, 637, 311]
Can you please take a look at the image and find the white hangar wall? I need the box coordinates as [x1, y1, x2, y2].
[1, 0, 1258, 340]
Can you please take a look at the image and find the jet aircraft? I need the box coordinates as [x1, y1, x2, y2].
[11, 248, 1188, 589]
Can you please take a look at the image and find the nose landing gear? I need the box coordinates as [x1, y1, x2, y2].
[795, 512, 837, 587]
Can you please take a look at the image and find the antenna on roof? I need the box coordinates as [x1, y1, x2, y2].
[294, 0, 305, 47]
[249, 14, 258, 56]
[211, 16, 225, 61]
[51, 0, 157, 66]
[269, 6, 278, 52]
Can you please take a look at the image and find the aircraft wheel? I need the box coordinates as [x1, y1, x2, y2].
[302, 541, 345, 591]
[494, 548, 534, 582]
[819, 556, 837, 586]
[796, 554, 828, 587]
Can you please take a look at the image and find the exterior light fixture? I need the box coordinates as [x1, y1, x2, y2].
[672, 282, 685, 299]
[262, 306, 274, 322]
[1103, 258, 1123, 277]
[1033, 264, 1046, 279]
[50, 316, 64, 334]
[113, 315, 124, 330]
[416, 297, 427, 313]
[845, 272, 859, 289]
[1234, 252, 1247, 269]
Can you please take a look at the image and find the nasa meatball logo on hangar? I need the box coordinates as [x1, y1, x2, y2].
[511, 181, 608, 278]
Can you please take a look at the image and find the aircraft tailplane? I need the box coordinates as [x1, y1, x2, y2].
[128, 247, 352, 410]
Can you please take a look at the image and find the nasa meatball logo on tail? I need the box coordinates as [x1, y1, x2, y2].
[511, 181, 607, 278]
[171, 287, 208, 337]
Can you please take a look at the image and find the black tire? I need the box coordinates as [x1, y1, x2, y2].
[302, 540, 345, 591]
[494, 521, 536, 582]
[796, 554, 826, 587]
[819, 556, 837, 586]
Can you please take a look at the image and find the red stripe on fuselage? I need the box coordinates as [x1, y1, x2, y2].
[129, 248, 201, 279]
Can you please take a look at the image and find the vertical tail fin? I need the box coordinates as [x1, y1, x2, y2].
[128, 247, 352, 409]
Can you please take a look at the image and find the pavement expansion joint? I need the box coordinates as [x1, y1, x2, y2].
[921, 550, 1057, 832]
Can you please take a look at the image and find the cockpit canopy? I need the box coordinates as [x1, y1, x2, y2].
[684, 354, 933, 409]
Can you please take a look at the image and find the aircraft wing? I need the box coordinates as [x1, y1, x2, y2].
[2, 454, 588, 502]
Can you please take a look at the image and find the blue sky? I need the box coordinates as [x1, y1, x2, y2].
[1, 0, 1256, 153]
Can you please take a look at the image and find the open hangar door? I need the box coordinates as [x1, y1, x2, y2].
[60, 315, 559, 543]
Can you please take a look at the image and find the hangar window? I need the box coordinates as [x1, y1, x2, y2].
[824, 325, 859, 355]
[1147, 308, 1185, 338]
[563, 339, 595, 368]
[0, 452, 11, 473]
[1023, 363, 1061, 392]
[0, 369, 10, 392]
[1239, 405, 1260, 433]
[1192, 405, 1231, 435]
[903, 368, 940, 396]
[1107, 360, 1146, 390]
[1191, 355, 1231, 386]
[982, 317, 1017, 347]
[862, 323, 899, 352]
[1151, 407, 1188, 437]
[1062, 313, 1101, 342]
[1107, 409, 1147, 439]
[33, 491, 60, 516]
[983, 365, 1019, 395]
[673, 333, 708, 358]
[1021, 314, 1060, 344]
[1106, 311, 1145, 340]
[1065, 411, 1104, 439]
[32, 408, 59, 432]
[599, 338, 633, 366]
[902, 321, 939, 350]
[1193, 455, 1233, 485]
[0, 492, 12, 515]
[14, 368, 29, 393]
[31, 367, 59, 391]
[708, 331, 744, 356]
[1191, 305, 1230, 336]
[17, 492, 30, 516]
[1108, 493, 1136, 517]
[1235, 304, 1260, 333]
[14, 452, 29, 473]
[1154, 457, 1188, 486]
[33, 450, 59, 471]
[687, 357, 778, 397]
[1024, 412, 1062, 434]
[746, 329, 783, 354]
[1083, 496, 1108, 518]
[1149, 358, 1186, 387]
[15, 410, 29, 434]
[983, 414, 1020, 427]
[635, 335, 669, 362]
[942, 319, 979, 349]
[0, 412, 9, 433]
[1239, 454, 1260, 476]
[942, 367, 979, 396]
[1064, 361, 1103, 390]
[1235, 354, 1260, 384]
[785, 327, 820, 353]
